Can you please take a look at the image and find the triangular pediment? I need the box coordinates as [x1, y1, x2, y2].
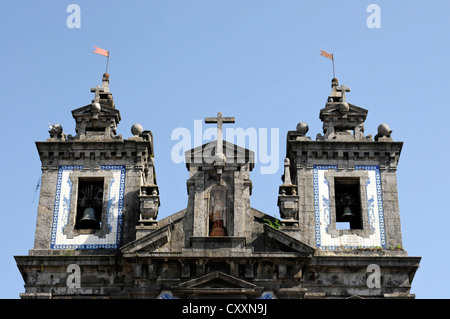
[175, 271, 264, 297]
[185, 140, 255, 168]
[120, 226, 170, 255]
[178, 271, 257, 290]
[71, 104, 121, 121]
[320, 102, 368, 118]
[121, 210, 186, 255]
[263, 224, 315, 257]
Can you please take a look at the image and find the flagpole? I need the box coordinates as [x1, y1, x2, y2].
[332, 54, 335, 79]
[320, 50, 335, 79]
[106, 53, 109, 74]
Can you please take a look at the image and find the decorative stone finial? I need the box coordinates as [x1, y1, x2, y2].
[378, 123, 391, 136]
[48, 123, 65, 140]
[131, 123, 144, 136]
[102, 72, 110, 88]
[278, 157, 299, 224]
[90, 85, 102, 113]
[283, 158, 292, 186]
[331, 77, 339, 88]
[204, 112, 235, 174]
[139, 185, 160, 227]
[336, 84, 350, 103]
[205, 112, 235, 158]
[318, 80, 371, 141]
[294, 122, 311, 141]
[213, 152, 226, 165]
[68, 75, 121, 141]
[296, 122, 309, 136]
[375, 123, 393, 141]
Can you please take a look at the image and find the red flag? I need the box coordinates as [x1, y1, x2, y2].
[93, 46, 109, 57]
[320, 50, 333, 60]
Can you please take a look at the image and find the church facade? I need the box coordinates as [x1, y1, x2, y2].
[15, 73, 421, 299]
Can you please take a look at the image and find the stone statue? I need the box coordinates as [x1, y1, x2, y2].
[209, 186, 227, 236]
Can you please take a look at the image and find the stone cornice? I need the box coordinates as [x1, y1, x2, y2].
[35, 139, 153, 170]
[287, 138, 403, 170]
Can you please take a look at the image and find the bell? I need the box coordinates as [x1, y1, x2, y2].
[77, 207, 100, 229]
[341, 206, 355, 218]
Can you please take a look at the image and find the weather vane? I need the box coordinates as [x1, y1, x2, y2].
[93, 45, 110, 73]
[320, 49, 335, 78]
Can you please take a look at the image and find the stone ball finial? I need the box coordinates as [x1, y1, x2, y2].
[49, 123, 63, 134]
[377, 123, 391, 137]
[332, 77, 339, 87]
[214, 153, 226, 165]
[131, 123, 144, 136]
[90, 102, 101, 112]
[296, 122, 309, 136]
[48, 123, 64, 139]
[339, 102, 350, 112]
[375, 123, 393, 141]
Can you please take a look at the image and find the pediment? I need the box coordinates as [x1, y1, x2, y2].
[179, 271, 256, 290]
[176, 271, 263, 297]
[121, 225, 171, 255]
[121, 210, 186, 256]
[320, 103, 368, 119]
[71, 104, 121, 121]
[263, 224, 315, 257]
[185, 140, 254, 167]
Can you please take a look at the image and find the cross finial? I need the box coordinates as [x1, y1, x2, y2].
[90, 85, 104, 104]
[336, 84, 351, 102]
[205, 112, 235, 156]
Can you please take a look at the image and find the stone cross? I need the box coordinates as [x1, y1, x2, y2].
[205, 112, 235, 156]
[336, 84, 351, 102]
[90, 85, 104, 104]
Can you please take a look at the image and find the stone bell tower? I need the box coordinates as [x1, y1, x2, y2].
[29, 73, 159, 251]
[277, 78, 420, 298]
[281, 78, 404, 250]
[15, 73, 159, 298]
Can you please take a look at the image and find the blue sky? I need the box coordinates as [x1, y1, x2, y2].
[1, 1, 449, 298]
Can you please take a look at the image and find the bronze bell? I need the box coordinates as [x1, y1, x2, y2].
[78, 207, 100, 229]
[341, 206, 355, 219]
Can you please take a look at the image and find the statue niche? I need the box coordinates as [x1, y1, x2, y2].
[209, 185, 227, 236]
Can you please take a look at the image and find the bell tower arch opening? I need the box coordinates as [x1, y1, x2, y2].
[75, 177, 104, 230]
[334, 177, 362, 230]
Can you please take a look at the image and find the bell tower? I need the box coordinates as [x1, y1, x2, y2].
[281, 78, 404, 250]
[16, 71, 420, 299]
[30, 73, 158, 252]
